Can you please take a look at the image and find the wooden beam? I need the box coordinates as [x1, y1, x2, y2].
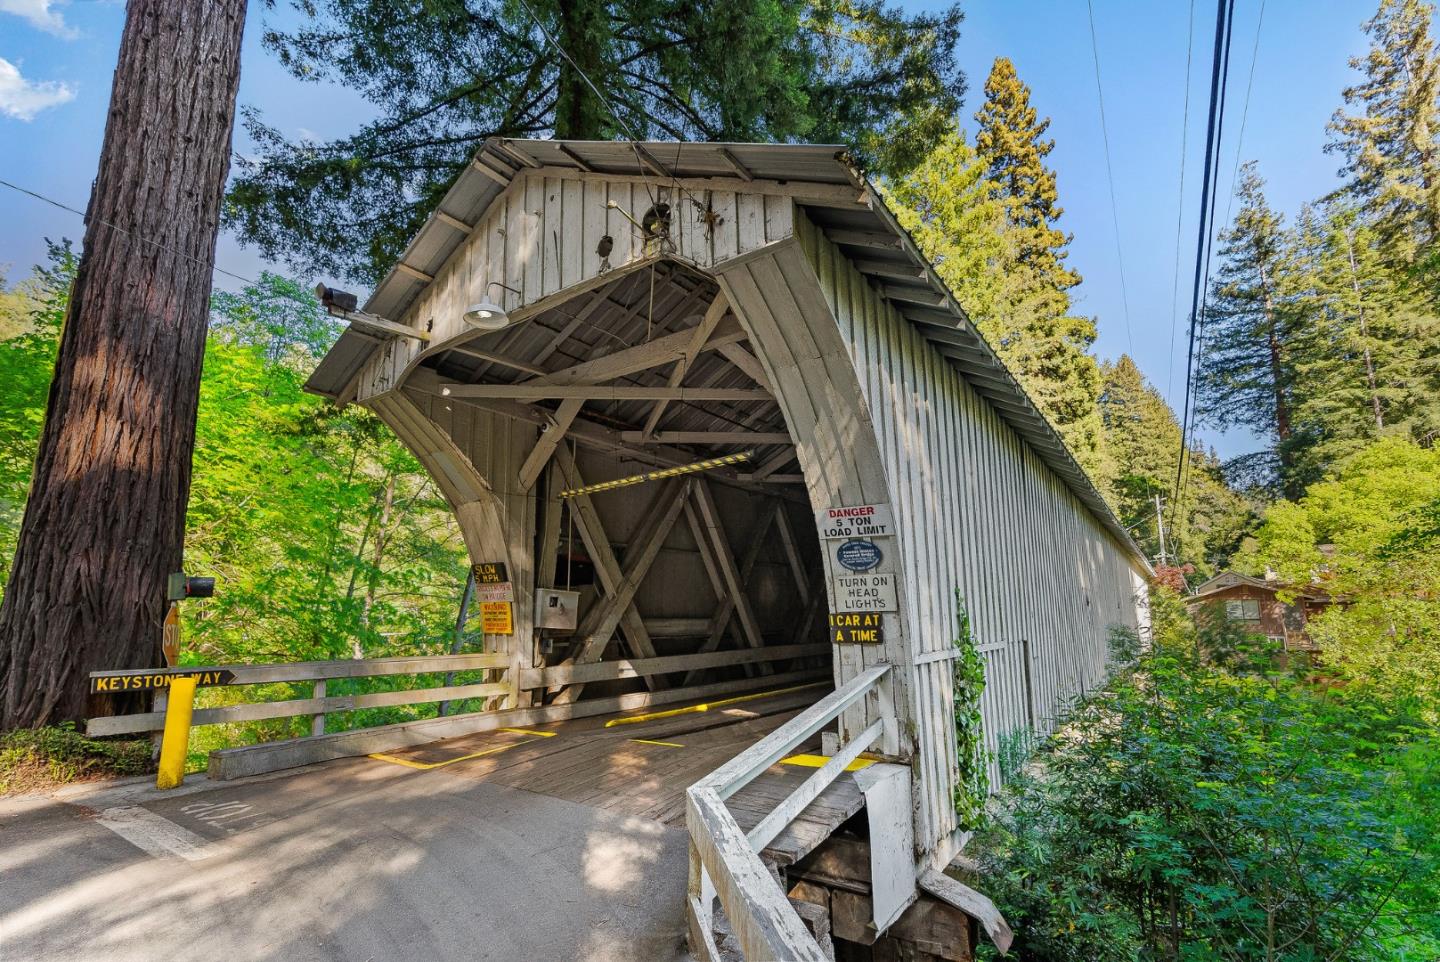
[619, 431, 790, 446]
[346, 314, 432, 342]
[851, 258, 925, 279]
[517, 398, 584, 492]
[552, 477, 691, 703]
[751, 447, 797, 481]
[825, 229, 903, 250]
[639, 292, 730, 438]
[439, 384, 772, 402]
[772, 506, 811, 607]
[528, 317, 744, 387]
[716, 342, 773, 392]
[520, 643, 828, 689]
[689, 481, 768, 661]
[717, 146, 754, 181]
[396, 262, 434, 283]
[882, 284, 946, 307]
[434, 210, 473, 234]
[447, 344, 547, 376]
[556, 143, 595, 172]
[471, 157, 513, 185]
[551, 446, 660, 668]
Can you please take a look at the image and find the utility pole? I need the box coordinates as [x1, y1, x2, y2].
[1153, 493, 1169, 567]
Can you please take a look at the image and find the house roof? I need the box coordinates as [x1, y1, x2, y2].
[1188, 571, 1330, 603]
[307, 138, 1149, 572]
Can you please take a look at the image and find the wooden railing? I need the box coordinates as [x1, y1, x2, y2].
[86, 653, 512, 738]
[685, 663, 891, 962]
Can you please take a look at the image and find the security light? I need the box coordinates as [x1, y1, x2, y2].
[314, 283, 358, 313]
[463, 282, 522, 331]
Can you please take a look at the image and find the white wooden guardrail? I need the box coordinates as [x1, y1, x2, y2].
[86, 653, 512, 738]
[685, 662, 891, 962]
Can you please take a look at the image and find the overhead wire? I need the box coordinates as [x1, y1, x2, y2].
[1166, 0, 1197, 402]
[1084, 0, 1135, 358]
[1171, 0, 1238, 535]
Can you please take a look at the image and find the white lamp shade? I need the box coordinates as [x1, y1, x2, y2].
[462, 299, 509, 331]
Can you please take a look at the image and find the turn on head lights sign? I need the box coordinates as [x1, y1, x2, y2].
[820, 502, 898, 614]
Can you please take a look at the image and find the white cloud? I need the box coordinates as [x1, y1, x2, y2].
[0, 58, 75, 121]
[0, 0, 77, 39]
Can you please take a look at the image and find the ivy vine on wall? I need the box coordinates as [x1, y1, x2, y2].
[952, 592, 990, 827]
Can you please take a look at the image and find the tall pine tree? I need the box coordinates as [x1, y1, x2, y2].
[889, 59, 1105, 482]
[226, 0, 966, 282]
[1099, 356, 1252, 570]
[1327, 0, 1440, 276]
[1196, 163, 1305, 496]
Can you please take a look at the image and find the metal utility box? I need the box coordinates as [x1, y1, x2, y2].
[535, 589, 581, 631]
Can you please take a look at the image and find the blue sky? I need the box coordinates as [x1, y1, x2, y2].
[0, 0, 1375, 456]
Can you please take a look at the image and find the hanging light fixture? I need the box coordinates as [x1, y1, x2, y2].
[463, 281, 523, 331]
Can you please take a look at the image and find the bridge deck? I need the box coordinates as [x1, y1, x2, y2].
[368, 686, 865, 868]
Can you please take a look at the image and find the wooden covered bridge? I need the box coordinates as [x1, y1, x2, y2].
[221, 139, 1150, 959]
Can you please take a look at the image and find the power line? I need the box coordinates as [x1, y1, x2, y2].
[1166, 0, 1197, 402]
[1220, 0, 1268, 233]
[1171, 0, 1237, 531]
[1, 176, 259, 288]
[1084, 0, 1135, 358]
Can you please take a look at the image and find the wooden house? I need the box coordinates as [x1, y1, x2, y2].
[1186, 571, 1331, 651]
[304, 138, 1153, 960]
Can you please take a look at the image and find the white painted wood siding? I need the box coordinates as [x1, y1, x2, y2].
[355, 171, 795, 402]
[790, 213, 1148, 846]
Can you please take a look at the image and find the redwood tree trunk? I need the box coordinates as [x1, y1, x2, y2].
[0, 0, 247, 728]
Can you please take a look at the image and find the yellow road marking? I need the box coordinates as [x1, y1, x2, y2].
[630, 739, 685, 748]
[780, 753, 876, 772]
[369, 739, 533, 771]
[500, 728, 557, 737]
[603, 682, 830, 727]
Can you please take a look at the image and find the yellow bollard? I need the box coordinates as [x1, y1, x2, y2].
[155, 675, 198, 790]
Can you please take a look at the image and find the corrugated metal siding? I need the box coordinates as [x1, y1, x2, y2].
[795, 213, 1147, 825]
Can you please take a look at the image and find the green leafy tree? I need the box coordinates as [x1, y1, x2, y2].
[1237, 437, 1440, 719]
[1284, 201, 1440, 480]
[1327, 0, 1440, 276]
[969, 631, 1439, 961]
[886, 62, 1105, 482]
[225, 0, 966, 282]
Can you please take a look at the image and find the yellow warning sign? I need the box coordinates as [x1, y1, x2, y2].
[480, 601, 514, 635]
[829, 612, 884, 644]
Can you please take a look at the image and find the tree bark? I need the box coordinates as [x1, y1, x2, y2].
[0, 0, 247, 727]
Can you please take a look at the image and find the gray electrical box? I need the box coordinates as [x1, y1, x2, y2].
[535, 589, 581, 631]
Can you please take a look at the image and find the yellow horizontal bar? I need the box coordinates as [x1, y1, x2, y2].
[500, 728, 556, 737]
[780, 753, 876, 772]
[369, 738, 532, 770]
[630, 739, 685, 748]
[603, 682, 829, 727]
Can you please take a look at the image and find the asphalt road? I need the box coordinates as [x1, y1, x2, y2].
[0, 757, 692, 962]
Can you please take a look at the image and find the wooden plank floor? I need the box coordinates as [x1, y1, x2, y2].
[369, 686, 865, 868]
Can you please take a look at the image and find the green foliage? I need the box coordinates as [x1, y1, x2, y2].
[886, 58, 1105, 483]
[0, 722, 153, 795]
[226, 0, 966, 282]
[0, 241, 75, 594]
[1238, 437, 1440, 719]
[969, 640, 1440, 962]
[1327, 0, 1440, 274]
[1098, 356, 1255, 572]
[951, 594, 989, 828]
[0, 260, 470, 751]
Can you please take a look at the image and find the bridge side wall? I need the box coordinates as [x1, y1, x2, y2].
[787, 212, 1148, 847]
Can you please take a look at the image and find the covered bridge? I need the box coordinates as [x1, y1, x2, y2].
[303, 138, 1152, 960]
